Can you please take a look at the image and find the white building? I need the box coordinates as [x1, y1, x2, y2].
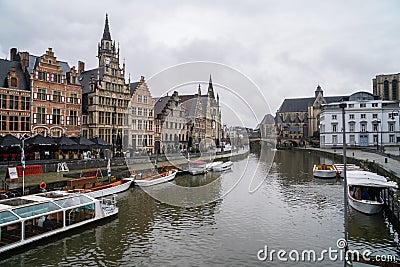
[320, 92, 400, 149]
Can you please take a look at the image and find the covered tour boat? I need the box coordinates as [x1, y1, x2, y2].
[347, 171, 397, 215]
[0, 191, 118, 254]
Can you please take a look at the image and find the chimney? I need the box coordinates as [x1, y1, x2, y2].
[78, 61, 85, 74]
[10, 48, 18, 61]
[20, 52, 30, 71]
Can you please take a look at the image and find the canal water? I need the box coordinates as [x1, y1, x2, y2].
[2, 149, 399, 266]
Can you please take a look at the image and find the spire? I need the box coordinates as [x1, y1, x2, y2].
[102, 14, 112, 41]
[315, 84, 323, 98]
[198, 84, 201, 96]
[208, 74, 215, 99]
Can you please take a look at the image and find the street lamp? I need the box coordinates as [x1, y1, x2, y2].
[339, 102, 349, 266]
[373, 119, 381, 151]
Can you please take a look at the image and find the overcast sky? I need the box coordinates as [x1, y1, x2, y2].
[1, 1, 399, 127]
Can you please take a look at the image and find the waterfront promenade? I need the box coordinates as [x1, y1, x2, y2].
[1, 147, 249, 192]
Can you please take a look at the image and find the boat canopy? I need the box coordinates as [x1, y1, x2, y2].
[0, 210, 19, 224]
[347, 171, 398, 188]
[0, 192, 95, 221]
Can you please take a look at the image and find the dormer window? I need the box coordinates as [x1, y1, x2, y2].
[10, 77, 18, 87]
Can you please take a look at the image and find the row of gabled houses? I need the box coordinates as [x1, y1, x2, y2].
[258, 74, 400, 149]
[0, 14, 222, 154]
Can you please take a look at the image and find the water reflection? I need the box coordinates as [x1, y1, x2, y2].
[1, 148, 399, 266]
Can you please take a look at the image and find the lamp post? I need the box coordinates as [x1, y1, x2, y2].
[21, 139, 25, 196]
[374, 119, 381, 151]
[339, 102, 349, 266]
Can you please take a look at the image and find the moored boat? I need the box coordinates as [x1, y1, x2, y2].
[86, 177, 135, 198]
[206, 161, 223, 171]
[188, 161, 207, 175]
[0, 191, 118, 254]
[347, 171, 397, 215]
[334, 164, 363, 178]
[65, 176, 135, 198]
[313, 164, 338, 179]
[135, 169, 178, 187]
[212, 161, 233, 172]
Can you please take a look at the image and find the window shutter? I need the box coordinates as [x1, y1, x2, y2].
[46, 94, 50, 101]
[61, 115, 64, 125]
[66, 116, 70, 125]
[51, 74, 54, 82]
[61, 96, 65, 102]
[46, 73, 50, 81]
[49, 115, 53, 124]
[33, 92, 38, 99]
[66, 97, 70, 103]
[33, 113, 37, 124]
[61, 76, 64, 84]
[35, 71, 39, 79]
[50, 95, 53, 101]
[77, 117, 81, 126]
[77, 98, 81, 104]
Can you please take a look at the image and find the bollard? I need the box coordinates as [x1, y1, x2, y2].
[352, 152, 354, 157]
[385, 158, 388, 163]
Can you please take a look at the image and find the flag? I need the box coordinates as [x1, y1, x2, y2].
[107, 158, 111, 178]
[21, 141, 25, 170]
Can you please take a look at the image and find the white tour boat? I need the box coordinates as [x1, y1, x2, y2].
[312, 164, 338, 179]
[0, 191, 118, 254]
[135, 169, 178, 187]
[212, 161, 233, 172]
[188, 161, 207, 175]
[347, 171, 397, 215]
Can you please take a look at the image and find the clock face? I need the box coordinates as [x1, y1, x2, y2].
[105, 57, 110, 65]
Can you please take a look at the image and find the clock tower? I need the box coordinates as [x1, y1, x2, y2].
[79, 14, 130, 153]
[98, 14, 118, 68]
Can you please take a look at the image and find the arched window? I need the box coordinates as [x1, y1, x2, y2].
[392, 79, 398, 100]
[384, 80, 389, 100]
[10, 77, 17, 87]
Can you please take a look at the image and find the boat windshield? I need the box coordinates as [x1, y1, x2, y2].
[12, 202, 61, 218]
[0, 210, 19, 224]
[53, 195, 93, 208]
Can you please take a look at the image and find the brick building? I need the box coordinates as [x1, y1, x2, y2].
[9, 48, 81, 137]
[0, 57, 30, 136]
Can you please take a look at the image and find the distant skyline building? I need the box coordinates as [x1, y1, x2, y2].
[373, 73, 400, 101]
